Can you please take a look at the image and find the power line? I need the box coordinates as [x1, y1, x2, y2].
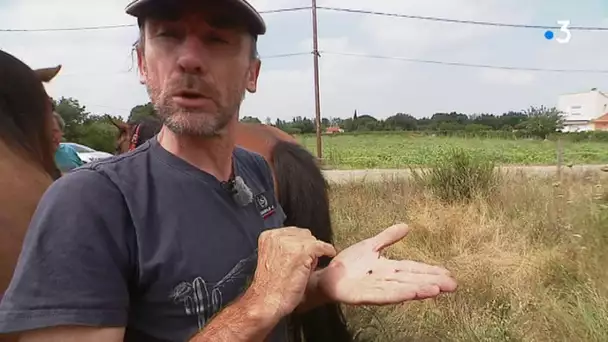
[321, 51, 608, 74]
[54, 50, 608, 77]
[0, 7, 312, 32]
[260, 7, 312, 14]
[317, 6, 608, 31]
[319, 7, 608, 31]
[55, 51, 311, 77]
[2, 6, 607, 33]
[261, 52, 311, 59]
[0, 24, 134, 32]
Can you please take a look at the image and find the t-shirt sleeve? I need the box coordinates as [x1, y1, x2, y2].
[0, 168, 133, 334]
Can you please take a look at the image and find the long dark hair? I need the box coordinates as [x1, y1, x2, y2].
[271, 140, 353, 342]
[0, 49, 60, 180]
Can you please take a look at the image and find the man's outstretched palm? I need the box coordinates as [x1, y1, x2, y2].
[318, 224, 457, 305]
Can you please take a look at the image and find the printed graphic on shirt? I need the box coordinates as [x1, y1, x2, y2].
[254, 192, 276, 219]
[169, 252, 257, 330]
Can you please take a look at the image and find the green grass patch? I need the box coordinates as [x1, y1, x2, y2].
[298, 134, 608, 169]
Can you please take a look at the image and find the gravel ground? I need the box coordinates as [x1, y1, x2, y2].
[322, 164, 608, 184]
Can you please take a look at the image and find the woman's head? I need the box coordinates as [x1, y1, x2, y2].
[51, 112, 65, 150]
[0, 49, 61, 179]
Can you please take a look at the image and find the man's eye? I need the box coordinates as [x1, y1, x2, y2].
[158, 30, 179, 38]
[207, 35, 229, 44]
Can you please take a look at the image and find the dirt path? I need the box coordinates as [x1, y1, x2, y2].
[322, 164, 608, 184]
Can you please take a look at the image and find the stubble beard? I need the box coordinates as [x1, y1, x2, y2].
[146, 80, 245, 138]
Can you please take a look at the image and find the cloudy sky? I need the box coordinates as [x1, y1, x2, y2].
[1, 0, 607, 121]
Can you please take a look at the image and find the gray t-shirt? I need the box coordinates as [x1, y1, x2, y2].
[0, 138, 291, 342]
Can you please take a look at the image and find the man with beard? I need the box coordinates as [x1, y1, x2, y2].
[0, 1, 457, 341]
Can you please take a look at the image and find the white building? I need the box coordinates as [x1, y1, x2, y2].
[557, 88, 608, 132]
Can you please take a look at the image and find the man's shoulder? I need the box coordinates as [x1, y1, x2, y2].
[61, 141, 154, 191]
[234, 147, 273, 184]
[50, 164, 120, 198]
[81, 140, 152, 170]
[234, 146, 266, 165]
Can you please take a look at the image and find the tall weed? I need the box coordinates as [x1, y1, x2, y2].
[411, 147, 500, 203]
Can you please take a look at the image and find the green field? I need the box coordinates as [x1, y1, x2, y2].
[297, 134, 608, 169]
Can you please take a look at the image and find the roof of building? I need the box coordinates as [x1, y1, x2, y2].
[592, 113, 608, 123]
[560, 88, 608, 99]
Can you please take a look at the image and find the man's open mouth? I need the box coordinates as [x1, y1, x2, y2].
[175, 91, 206, 99]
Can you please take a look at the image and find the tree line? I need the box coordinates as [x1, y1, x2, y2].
[241, 107, 566, 140]
[53, 95, 591, 154]
[52, 97, 119, 153]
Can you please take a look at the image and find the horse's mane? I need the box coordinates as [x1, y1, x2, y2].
[0, 50, 61, 180]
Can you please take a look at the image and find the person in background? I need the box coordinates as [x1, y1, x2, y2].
[51, 112, 83, 173]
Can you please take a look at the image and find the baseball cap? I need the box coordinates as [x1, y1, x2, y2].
[125, 0, 266, 35]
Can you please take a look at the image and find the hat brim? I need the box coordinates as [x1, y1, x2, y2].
[125, 0, 266, 35]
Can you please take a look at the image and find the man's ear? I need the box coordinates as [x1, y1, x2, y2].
[246, 59, 261, 94]
[136, 45, 147, 85]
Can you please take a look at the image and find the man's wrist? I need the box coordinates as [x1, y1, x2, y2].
[241, 281, 283, 328]
[188, 284, 282, 342]
[295, 268, 333, 313]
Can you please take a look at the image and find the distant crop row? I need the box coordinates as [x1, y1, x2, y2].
[298, 134, 608, 169]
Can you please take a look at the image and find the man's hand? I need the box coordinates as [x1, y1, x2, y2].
[247, 227, 337, 320]
[318, 223, 458, 305]
[190, 228, 336, 341]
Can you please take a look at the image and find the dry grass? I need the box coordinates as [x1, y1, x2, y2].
[329, 171, 608, 342]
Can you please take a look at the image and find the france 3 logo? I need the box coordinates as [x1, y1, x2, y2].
[544, 20, 571, 44]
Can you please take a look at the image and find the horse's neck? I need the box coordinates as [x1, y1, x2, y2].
[0, 141, 52, 292]
[235, 123, 294, 199]
[235, 123, 275, 161]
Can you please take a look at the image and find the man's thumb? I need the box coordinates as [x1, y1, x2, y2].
[370, 223, 410, 252]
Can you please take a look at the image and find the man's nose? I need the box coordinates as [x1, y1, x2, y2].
[176, 35, 209, 74]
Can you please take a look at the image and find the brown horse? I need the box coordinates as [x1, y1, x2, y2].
[0, 49, 62, 341]
[109, 115, 352, 342]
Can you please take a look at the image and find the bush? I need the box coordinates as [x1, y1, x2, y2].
[411, 147, 500, 203]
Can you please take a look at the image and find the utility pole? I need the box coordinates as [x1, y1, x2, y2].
[311, 0, 322, 159]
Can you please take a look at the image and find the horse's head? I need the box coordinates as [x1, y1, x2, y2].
[105, 115, 132, 154]
[0, 50, 61, 180]
[107, 115, 162, 154]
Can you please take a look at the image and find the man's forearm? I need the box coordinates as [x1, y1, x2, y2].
[294, 269, 332, 314]
[189, 288, 280, 342]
